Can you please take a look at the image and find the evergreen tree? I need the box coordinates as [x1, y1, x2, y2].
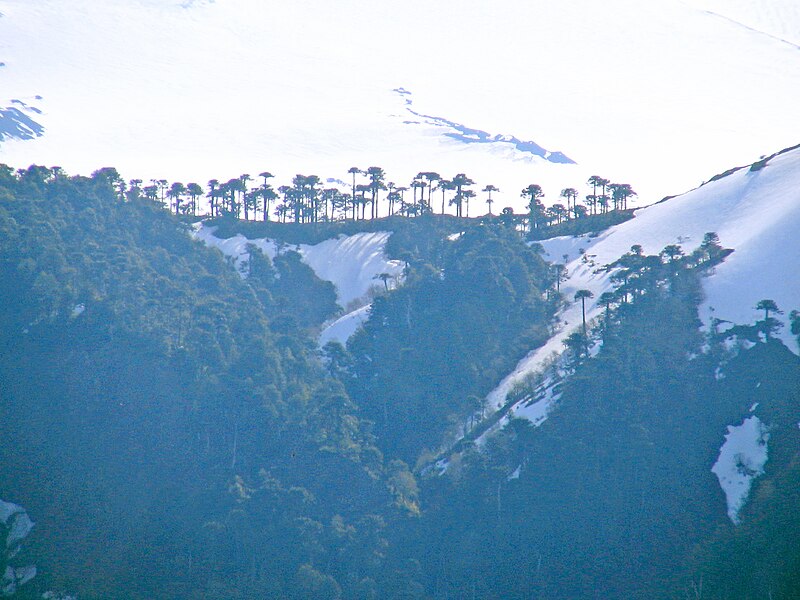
[482, 184, 499, 215]
[521, 184, 545, 230]
[560, 187, 578, 218]
[366, 166, 386, 219]
[451, 173, 474, 217]
[574, 288, 594, 336]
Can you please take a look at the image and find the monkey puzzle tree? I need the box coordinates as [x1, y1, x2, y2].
[521, 184, 545, 230]
[609, 183, 636, 211]
[483, 184, 499, 215]
[574, 289, 594, 336]
[420, 171, 440, 210]
[348, 167, 361, 220]
[186, 182, 203, 215]
[755, 299, 783, 340]
[366, 166, 386, 219]
[451, 173, 474, 217]
[207, 179, 220, 216]
[436, 178, 454, 215]
[560, 188, 578, 218]
[167, 181, 186, 215]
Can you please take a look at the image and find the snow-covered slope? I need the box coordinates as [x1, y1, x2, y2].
[1, 0, 799, 212]
[469, 144, 800, 520]
[193, 225, 403, 338]
[482, 145, 800, 437]
[682, 0, 800, 47]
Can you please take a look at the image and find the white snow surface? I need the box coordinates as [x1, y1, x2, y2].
[0, 499, 35, 596]
[711, 415, 770, 524]
[682, 0, 800, 47]
[483, 145, 800, 429]
[193, 225, 403, 310]
[319, 304, 372, 347]
[0, 500, 33, 551]
[1, 0, 800, 213]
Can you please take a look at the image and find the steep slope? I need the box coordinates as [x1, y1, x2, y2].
[194, 223, 402, 324]
[682, 0, 800, 47]
[0, 170, 395, 598]
[485, 144, 800, 432]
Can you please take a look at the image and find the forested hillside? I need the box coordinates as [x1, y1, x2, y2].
[0, 166, 402, 598]
[1, 163, 799, 599]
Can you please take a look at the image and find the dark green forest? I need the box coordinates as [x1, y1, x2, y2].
[1, 164, 799, 599]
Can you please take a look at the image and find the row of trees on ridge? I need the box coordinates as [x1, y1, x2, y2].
[76, 165, 637, 229]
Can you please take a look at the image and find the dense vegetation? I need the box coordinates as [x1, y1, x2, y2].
[343, 224, 558, 462]
[1, 163, 798, 599]
[0, 166, 402, 598]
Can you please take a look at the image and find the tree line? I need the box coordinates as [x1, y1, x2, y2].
[26, 164, 638, 231]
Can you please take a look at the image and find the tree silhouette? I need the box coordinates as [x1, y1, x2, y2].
[560, 188, 578, 219]
[450, 174, 474, 218]
[552, 263, 567, 293]
[521, 184, 545, 230]
[436, 179, 454, 215]
[186, 182, 202, 215]
[239, 174, 252, 220]
[660, 244, 684, 264]
[483, 184, 499, 215]
[127, 178, 143, 202]
[394, 186, 408, 217]
[374, 272, 393, 292]
[260, 185, 278, 221]
[167, 181, 185, 215]
[207, 179, 220, 216]
[356, 183, 370, 220]
[756, 299, 782, 322]
[598, 291, 616, 335]
[386, 181, 396, 215]
[420, 172, 440, 210]
[587, 176, 608, 215]
[574, 289, 594, 336]
[461, 189, 476, 217]
[157, 179, 168, 208]
[348, 167, 361, 220]
[366, 166, 386, 219]
[411, 177, 426, 215]
[609, 183, 636, 211]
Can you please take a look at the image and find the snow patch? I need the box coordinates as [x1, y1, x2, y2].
[1, 500, 36, 596]
[193, 224, 403, 309]
[481, 145, 800, 437]
[711, 416, 770, 524]
[319, 304, 371, 346]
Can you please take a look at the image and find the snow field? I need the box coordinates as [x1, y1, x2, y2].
[192, 225, 403, 342]
[2, 0, 800, 214]
[472, 146, 800, 505]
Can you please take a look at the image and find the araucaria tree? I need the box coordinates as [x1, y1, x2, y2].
[755, 299, 783, 339]
[574, 289, 594, 336]
[560, 187, 578, 218]
[366, 166, 386, 219]
[521, 184, 545, 230]
[483, 184, 499, 215]
[450, 173, 474, 217]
